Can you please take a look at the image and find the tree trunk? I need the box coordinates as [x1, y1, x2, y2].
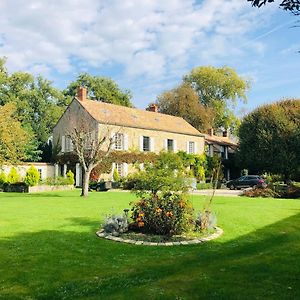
[81, 169, 91, 197]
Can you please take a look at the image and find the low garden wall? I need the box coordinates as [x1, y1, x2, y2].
[2, 183, 74, 193]
[28, 185, 74, 193]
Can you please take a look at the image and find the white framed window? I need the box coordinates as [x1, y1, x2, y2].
[114, 133, 124, 150]
[188, 141, 195, 154]
[115, 163, 123, 176]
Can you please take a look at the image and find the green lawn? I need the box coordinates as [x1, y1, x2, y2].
[1, 190, 300, 299]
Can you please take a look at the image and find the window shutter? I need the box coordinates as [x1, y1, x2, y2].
[164, 139, 168, 150]
[173, 140, 177, 152]
[139, 136, 144, 151]
[69, 138, 74, 152]
[61, 136, 65, 153]
[123, 134, 129, 150]
[194, 142, 198, 154]
[111, 132, 115, 150]
[123, 163, 128, 176]
[186, 141, 190, 153]
[150, 137, 155, 152]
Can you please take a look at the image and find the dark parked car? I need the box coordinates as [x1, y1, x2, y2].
[89, 181, 112, 192]
[226, 175, 267, 190]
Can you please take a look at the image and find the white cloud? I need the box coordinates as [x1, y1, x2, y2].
[0, 0, 278, 103]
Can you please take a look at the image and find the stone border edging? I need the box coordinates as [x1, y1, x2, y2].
[96, 226, 223, 246]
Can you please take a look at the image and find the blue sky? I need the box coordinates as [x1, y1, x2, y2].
[0, 0, 299, 116]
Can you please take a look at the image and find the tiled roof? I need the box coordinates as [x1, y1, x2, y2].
[77, 98, 203, 137]
[204, 134, 238, 147]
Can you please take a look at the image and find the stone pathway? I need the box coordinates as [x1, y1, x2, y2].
[96, 227, 223, 246]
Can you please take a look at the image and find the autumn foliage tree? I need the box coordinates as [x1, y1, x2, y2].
[184, 66, 250, 131]
[0, 103, 33, 164]
[156, 83, 214, 132]
[238, 99, 300, 180]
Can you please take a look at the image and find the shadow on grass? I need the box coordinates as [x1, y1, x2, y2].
[1, 213, 300, 299]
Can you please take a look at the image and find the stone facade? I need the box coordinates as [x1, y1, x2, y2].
[52, 88, 206, 186]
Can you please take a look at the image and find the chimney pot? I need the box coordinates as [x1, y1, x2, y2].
[147, 104, 158, 112]
[77, 87, 87, 102]
[208, 128, 214, 136]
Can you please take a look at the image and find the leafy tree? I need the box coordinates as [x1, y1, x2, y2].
[64, 73, 133, 107]
[6, 167, 20, 184]
[248, 0, 300, 15]
[67, 120, 115, 197]
[184, 66, 250, 130]
[156, 83, 214, 132]
[238, 99, 300, 180]
[24, 165, 40, 186]
[0, 57, 66, 160]
[0, 103, 35, 164]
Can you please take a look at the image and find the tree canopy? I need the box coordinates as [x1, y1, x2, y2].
[238, 99, 300, 180]
[0, 58, 66, 161]
[184, 66, 249, 130]
[64, 73, 133, 107]
[0, 103, 35, 164]
[156, 83, 214, 132]
[248, 0, 300, 14]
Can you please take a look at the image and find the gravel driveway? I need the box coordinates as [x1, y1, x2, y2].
[192, 189, 242, 197]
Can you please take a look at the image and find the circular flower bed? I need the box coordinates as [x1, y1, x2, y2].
[96, 226, 223, 246]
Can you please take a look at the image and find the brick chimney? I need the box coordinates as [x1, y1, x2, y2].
[207, 128, 214, 136]
[223, 130, 228, 137]
[77, 87, 87, 102]
[147, 104, 158, 112]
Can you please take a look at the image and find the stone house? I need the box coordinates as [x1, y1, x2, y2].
[52, 87, 206, 187]
[204, 128, 238, 180]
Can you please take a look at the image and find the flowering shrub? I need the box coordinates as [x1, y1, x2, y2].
[130, 192, 194, 235]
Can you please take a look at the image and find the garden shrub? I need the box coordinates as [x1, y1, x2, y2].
[113, 168, 120, 182]
[129, 152, 194, 236]
[195, 211, 217, 230]
[42, 176, 73, 186]
[24, 165, 40, 186]
[197, 182, 213, 190]
[66, 170, 75, 185]
[6, 167, 20, 184]
[130, 192, 194, 235]
[0, 171, 7, 187]
[102, 213, 128, 236]
[242, 187, 280, 198]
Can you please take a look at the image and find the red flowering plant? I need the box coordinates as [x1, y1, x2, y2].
[129, 152, 194, 236]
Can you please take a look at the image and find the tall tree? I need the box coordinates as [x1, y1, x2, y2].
[0, 103, 34, 164]
[0, 57, 66, 161]
[156, 83, 214, 132]
[238, 99, 300, 180]
[184, 66, 250, 130]
[64, 73, 133, 107]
